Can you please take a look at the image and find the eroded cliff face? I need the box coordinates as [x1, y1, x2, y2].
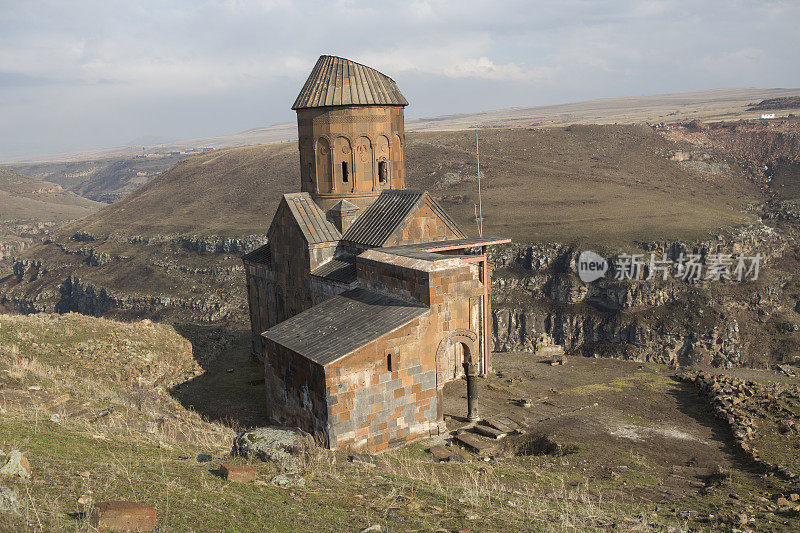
[488, 223, 794, 368]
[2, 231, 255, 324]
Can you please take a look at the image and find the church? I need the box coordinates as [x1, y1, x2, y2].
[243, 55, 509, 452]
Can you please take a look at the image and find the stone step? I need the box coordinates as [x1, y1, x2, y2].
[484, 418, 514, 434]
[453, 432, 493, 453]
[428, 445, 453, 462]
[472, 424, 506, 440]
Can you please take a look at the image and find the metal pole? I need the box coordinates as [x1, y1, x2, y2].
[476, 129, 483, 237]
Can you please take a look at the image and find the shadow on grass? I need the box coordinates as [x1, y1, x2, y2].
[666, 375, 761, 476]
[170, 324, 269, 430]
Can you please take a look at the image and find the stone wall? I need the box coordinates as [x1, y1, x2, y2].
[262, 340, 329, 441]
[324, 316, 440, 452]
[297, 105, 406, 211]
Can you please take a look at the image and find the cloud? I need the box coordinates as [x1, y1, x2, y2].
[0, 0, 798, 157]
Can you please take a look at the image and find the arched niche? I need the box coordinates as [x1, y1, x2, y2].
[315, 137, 332, 193]
[376, 135, 390, 189]
[354, 136, 374, 191]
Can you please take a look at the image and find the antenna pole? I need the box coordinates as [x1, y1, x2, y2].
[476, 129, 483, 237]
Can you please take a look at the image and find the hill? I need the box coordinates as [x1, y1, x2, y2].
[9, 88, 798, 208]
[0, 166, 102, 268]
[0, 166, 100, 222]
[52, 126, 761, 244]
[14, 153, 188, 203]
[8, 88, 799, 167]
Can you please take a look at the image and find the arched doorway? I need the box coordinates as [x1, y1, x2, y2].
[436, 329, 478, 384]
[436, 330, 479, 421]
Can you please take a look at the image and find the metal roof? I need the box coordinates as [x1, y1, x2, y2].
[263, 288, 428, 366]
[342, 189, 465, 247]
[309, 255, 357, 284]
[272, 192, 341, 245]
[292, 55, 408, 110]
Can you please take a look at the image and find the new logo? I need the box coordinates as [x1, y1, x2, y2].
[578, 251, 608, 282]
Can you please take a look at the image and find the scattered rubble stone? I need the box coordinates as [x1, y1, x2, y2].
[428, 445, 453, 462]
[349, 454, 377, 467]
[89, 501, 157, 532]
[219, 464, 257, 483]
[681, 372, 800, 483]
[271, 473, 305, 488]
[0, 450, 31, 478]
[0, 486, 20, 515]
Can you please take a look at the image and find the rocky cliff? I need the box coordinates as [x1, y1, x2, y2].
[489, 222, 796, 368]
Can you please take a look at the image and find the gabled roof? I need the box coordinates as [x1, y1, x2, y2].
[309, 255, 357, 284]
[292, 55, 408, 110]
[263, 288, 428, 366]
[341, 189, 465, 248]
[268, 192, 341, 245]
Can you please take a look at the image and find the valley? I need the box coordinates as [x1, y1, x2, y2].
[4, 118, 800, 371]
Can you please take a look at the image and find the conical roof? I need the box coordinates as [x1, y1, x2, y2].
[292, 55, 408, 110]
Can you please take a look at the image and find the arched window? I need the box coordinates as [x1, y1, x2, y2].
[334, 136, 354, 192]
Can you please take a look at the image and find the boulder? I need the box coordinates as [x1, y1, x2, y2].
[0, 451, 30, 479]
[232, 427, 312, 473]
[89, 501, 157, 532]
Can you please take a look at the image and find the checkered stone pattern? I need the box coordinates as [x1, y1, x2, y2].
[324, 317, 441, 452]
[383, 201, 463, 247]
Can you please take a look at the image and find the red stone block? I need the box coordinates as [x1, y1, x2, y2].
[220, 464, 257, 483]
[90, 501, 157, 532]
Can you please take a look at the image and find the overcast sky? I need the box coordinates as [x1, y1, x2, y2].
[1, 0, 798, 159]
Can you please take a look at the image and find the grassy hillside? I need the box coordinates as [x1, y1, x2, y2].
[408, 125, 759, 247]
[1, 312, 798, 531]
[57, 126, 760, 245]
[0, 167, 101, 223]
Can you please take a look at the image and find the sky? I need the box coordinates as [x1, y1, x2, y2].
[1, 0, 799, 159]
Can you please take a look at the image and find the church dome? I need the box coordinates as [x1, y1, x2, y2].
[292, 55, 408, 110]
